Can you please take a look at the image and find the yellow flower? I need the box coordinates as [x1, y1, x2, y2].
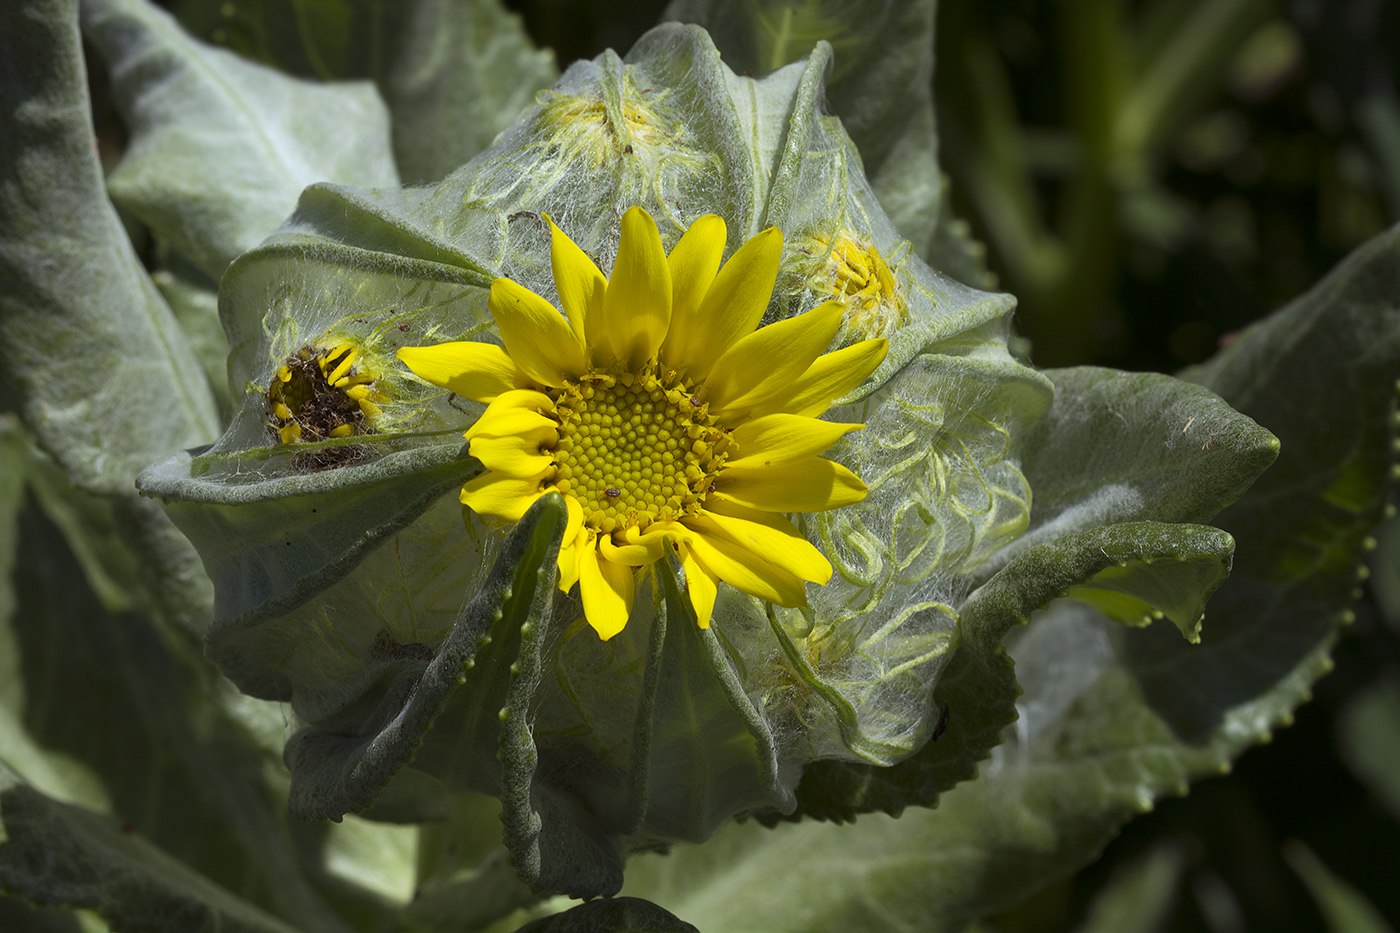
[397, 207, 887, 639]
[269, 339, 383, 444]
[804, 230, 907, 341]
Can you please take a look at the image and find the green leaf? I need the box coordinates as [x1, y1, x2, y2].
[377, 0, 558, 184]
[662, 0, 941, 255]
[0, 494, 357, 932]
[407, 793, 543, 933]
[82, 0, 401, 280]
[511, 896, 699, 933]
[141, 443, 479, 693]
[1072, 841, 1187, 933]
[0, 775, 300, 933]
[150, 254, 231, 416]
[1007, 367, 1279, 560]
[1337, 677, 1400, 824]
[782, 520, 1232, 823]
[169, 0, 557, 184]
[1283, 842, 1396, 933]
[647, 559, 792, 838]
[0, 0, 220, 635]
[497, 514, 626, 900]
[0, 0, 220, 498]
[281, 492, 564, 819]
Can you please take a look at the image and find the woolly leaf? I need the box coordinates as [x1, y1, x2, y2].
[663, 0, 941, 254]
[784, 521, 1233, 823]
[1001, 366, 1279, 570]
[0, 0, 219, 498]
[0, 492, 354, 931]
[170, 0, 556, 184]
[82, 0, 400, 280]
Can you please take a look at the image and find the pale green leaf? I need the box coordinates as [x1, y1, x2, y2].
[409, 793, 543, 933]
[0, 0, 219, 635]
[1004, 366, 1278, 565]
[379, 0, 558, 184]
[782, 521, 1232, 823]
[280, 493, 564, 818]
[82, 0, 401, 280]
[1, 496, 355, 932]
[150, 254, 231, 416]
[0, 0, 220, 498]
[169, 0, 557, 184]
[663, 0, 941, 254]
[141, 443, 479, 695]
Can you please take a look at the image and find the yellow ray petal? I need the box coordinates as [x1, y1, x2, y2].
[460, 470, 549, 522]
[744, 337, 888, 419]
[674, 226, 782, 381]
[545, 213, 603, 347]
[557, 502, 587, 592]
[704, 300, 844, 417]
[599, 206, 671, 369]
[563, 494, 584, 551]
[676, 540, 718, 628]
[325, 348, 356, 386]
[469, 429, 557, 477]
[465, 401, 557, 441]
[579, 546, 635, 640]
[397, 342, 531, 403]
[489, 278, 586, 386]
[684, 529, 808, 607]
[659, 214, 726, 370]
[724, 413, 863, 469]
[713, 457, 868, 512]
[598, 522, 673, 566]
[686, 512, 831, 584]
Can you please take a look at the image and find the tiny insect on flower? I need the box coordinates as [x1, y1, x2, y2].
[397, 207, 887, 640]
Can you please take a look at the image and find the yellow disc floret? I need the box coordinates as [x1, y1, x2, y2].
[553, 367, 728, 533]
[800, 230, 908, 342]
[267, 338, 385, 469]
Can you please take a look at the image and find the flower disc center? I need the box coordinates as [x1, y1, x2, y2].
[552, 369, 725, 533]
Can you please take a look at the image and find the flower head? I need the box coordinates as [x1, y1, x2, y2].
[398, 207, 887, 639]
[268, 336, 385, 469]
[802, 230, 907, 342]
